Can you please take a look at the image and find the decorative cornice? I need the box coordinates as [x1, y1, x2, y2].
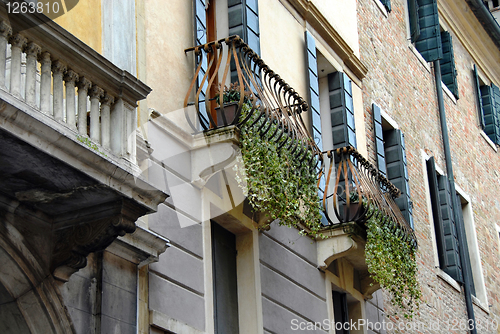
[286, 0, 368, 79]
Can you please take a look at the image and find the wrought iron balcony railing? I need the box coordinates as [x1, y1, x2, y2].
[185, 36, 416, 247]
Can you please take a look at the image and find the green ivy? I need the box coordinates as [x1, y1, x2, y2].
[233, 103, 323, 237]
[364, 205, 421, 319]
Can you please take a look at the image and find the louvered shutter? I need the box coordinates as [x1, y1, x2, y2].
[408, 0, 420, 42]
[380, 0, 392, 12]
[440, 31, 459, 99]
[194, 0, 209, 127]
[305, 32, 322, 151]
[414, 0, 442, 62]
[473, 65, 485, 129]
[384, 129, 413, 228]
[228, 0, 260, 82]
[329, 72, 356, 150]
[426, 158, 463, 282]
[372, 104, 387, 176]
[482, 84, 500, 144]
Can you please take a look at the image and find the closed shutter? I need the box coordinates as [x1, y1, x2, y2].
[473, 65, 485, 129]
[329, 72, 356, 150]
[372, 104, 387, 176]
[212, 222, 239, 333]
[426, 158, 463, 282]
[482, 84, 500, 144]
[440, 31, 459, 99]
[408, 0, 420, 42]
[414, 0, 442, 62]
[384, 129, 413, 228]
[194, 0, 209, 127]
[228, 0, 260, 82]
[380, 0, 392, 12]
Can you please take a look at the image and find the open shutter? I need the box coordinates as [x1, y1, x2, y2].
[329, 72, 356, 150]
[440, 31, 459, 99]
[408, 0, 420, 42]
[372, 104, 387, 176]
[228, 0, 260, 82]
[426, 158, 463, 282]
[473, 65, 485, 129]
[482, 83, 500, 144]
[414, 0, 442, 62]
[305, 31, 322, 151]
[384, 129, 413, 228]
[380, 0, 392, 12]
[194, 0, 209, 127]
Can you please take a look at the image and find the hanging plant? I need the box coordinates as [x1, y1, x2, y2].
[364, 203, 421, 319]
[218, 85, 322, 236]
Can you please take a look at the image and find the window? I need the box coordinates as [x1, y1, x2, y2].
[211, 221, 239, 333]
[372, 104, 413, 228]
[473, 65, 500, 144]
[379, 0, 391, 12]
[425, 157, 485, 303]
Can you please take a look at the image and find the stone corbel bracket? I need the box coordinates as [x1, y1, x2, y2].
[191, 126, 241, 188]
[317, 223, 380, 299]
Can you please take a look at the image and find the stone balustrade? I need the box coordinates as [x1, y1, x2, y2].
[0, 6, 150, 163]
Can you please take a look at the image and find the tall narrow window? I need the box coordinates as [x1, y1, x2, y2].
[332, 291, 349, 334]
[407, 0, 443, 62]
[372, 104, 413, 228]
[211, 222, 239, 333]
[476, 76, 500, 145]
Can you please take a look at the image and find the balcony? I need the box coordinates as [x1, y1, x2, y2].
[183, 36, 416, 296]
[0, 4, 167, 283]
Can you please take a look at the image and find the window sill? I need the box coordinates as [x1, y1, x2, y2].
[442, 83, 457, 104]
[472, 295, 490, 314]
[480, 131, 498, 152]
[408, 44, 431, 73]
[373, 0, 388, 18]
[436, 269, 461, 292]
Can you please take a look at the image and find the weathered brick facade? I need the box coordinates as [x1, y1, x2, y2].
[358, 0, 500, 332]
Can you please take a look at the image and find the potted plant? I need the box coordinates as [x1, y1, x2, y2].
[214, 83, 252, 126]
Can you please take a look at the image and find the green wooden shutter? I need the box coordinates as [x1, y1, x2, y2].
[380, 0, 392, 12]
[440, 31, 459, 99]
[473, 65, 485, 129]
[454, 194, 476, 296]
[408, 0, 420, 42]
[329, 72, 356, 149]
[228, 0, 260, 82]
[426, 157, 463, 282]
[194, 0, 209, 127]
[414, 0, 442, 62]
[482, 84, 500, 144]
[384, 129, 413, 228]
[372, 104, 387, 176]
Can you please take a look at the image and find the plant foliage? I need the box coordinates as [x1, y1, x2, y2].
[364, 204, 421, 319]
[222, 86, 322, 236]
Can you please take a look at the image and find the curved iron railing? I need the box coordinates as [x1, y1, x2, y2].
[185, 36, 416, 248]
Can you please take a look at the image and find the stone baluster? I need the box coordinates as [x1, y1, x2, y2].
[39, 52, 52, 114]
[8, 34, 27, 98]
[64, 70, 79, 129]
[89, 85, 104, 143]
[110, 98, 125, 156]
[0, 21, 12, 89]
[24, 42, 41, 106]
[52, 60, 67, 121]
[77, 77, 92, 136]
[101, 94, 114, 150]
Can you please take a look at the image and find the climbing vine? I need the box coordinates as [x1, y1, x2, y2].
[364, 204, 421, 319]
[222, 89, 322, 236]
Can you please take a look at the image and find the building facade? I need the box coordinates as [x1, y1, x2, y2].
[0, 0, 500, 333]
